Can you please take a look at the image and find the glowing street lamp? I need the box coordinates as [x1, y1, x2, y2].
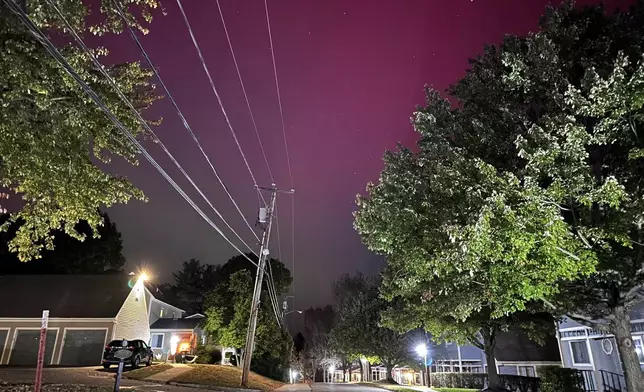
[415, 343, 429, 387]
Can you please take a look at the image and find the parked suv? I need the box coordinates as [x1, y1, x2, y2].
[102, 339, 153, 369]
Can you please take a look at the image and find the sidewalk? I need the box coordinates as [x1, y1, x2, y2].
[277, 383, 312, 391]
[145, 363, 192, 382]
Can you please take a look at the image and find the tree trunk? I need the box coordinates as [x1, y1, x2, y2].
[385, 363, 395, 384]
[481, 326, 502, 391]
[349, 363, 353, 382]
[611, 307, 644, 392]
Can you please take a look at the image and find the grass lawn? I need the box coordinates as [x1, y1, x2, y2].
[433, 389, 480, 392]
[171, 364, 285, 391]
[124, 363, 174, 380]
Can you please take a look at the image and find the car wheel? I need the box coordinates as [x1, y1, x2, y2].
[132, 355, 140, 369]
[146, 356, 152, 367]
[103, 364, 110, 369]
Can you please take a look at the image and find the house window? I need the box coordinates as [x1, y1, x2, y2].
[570, 341, 591, 365]
[634, 336, 644, 364]
[150, 333, 164, 349]
[518, 366, 535, 377]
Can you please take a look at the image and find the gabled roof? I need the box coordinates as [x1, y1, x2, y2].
[0, 274, 134, 318]
[150, 317, 202, 330]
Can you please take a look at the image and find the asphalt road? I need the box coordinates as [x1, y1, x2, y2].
[0, 367, 209, 392]
[311, 384, 388, 392]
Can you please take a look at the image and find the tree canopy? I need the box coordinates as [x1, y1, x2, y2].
[0, 211, 125, 273]
[201, 254, 293, 381]
[330, 273, 417, 382]
[0, 0, 162, 261]
[355, 1, 644, 390]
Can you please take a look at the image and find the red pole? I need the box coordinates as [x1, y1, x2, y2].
[34, 310, 49, 392]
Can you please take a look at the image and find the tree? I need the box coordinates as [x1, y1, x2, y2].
[163, 258, 217, 315]
[0, 0, 162, 261]
[0, 211, 126, 273]
[202, 254, 293, 381]
[357, 2, 644, 390]
[303, 306, 337, 381]
[330, 273, 417, 383]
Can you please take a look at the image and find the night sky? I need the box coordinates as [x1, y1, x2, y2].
[88, 0, 634, 317]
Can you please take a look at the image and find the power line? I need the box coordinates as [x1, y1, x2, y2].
[175, 0, 267, 206]
[109, 0, 260, 244]
[263, 0, 297, 316]
[215, 0, 274, 184]
[263, 0, 293, 187]
[44, 0, 259, 256]
[4, 0, 258, 268]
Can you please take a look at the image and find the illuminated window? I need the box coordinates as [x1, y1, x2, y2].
[160, 308, 164, 318]
[518, 366, 535, 377]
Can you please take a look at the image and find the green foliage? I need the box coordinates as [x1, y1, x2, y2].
[0, 211, 125, 273]
[356, 2, 644, 389]
[201, 254, 293, 380]
[0, 0, 163, 261]
[194, 343, 222, 365]
[538, 366, 584, 392]
[330, 273, 417, 376]
[431, 373, 486, 390]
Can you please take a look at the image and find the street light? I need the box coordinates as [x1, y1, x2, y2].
[415, 343, 429, 387]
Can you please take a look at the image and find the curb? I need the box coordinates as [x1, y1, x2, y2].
[168, 381, 261, 392]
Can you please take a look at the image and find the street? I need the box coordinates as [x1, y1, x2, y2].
[0, 367, 213, 392]
[311, 384, 387, 392]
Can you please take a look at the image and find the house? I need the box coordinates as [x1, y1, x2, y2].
[556, 303, 644, 391]
[149, 313, 206, 361]
[0, 274, 182, 366]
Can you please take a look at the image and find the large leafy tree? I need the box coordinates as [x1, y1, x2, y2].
[303, 305, 337, 381]
[0, 211, 125, 273]
[330, 273, 417, 383]
[0, 0, 162, 261]
[356, 2, 644, 390]
[202, 254, 293, 380]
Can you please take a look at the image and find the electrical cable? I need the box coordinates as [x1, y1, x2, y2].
[4, 0, 258, 268]
[175, 0, 267, 206]
[110, 0, 260, 244]
[43, 0, 259, 257]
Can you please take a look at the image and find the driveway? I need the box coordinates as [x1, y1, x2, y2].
[311, 384, 387, 392]
[0, 367, 212, 391]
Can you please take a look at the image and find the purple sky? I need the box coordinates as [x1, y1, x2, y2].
[92, 0, 635, 315]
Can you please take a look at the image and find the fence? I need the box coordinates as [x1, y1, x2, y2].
[600, 370, 626, 392]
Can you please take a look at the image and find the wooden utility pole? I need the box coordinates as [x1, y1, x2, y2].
[241, 184, 293, 387]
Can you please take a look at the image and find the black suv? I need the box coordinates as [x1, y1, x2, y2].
[102, 339, 153, 369]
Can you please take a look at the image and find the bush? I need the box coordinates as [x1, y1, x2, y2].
[431, 373, 486, 389]
[539, 366, 584, 392]
[194, 344, 222, 364]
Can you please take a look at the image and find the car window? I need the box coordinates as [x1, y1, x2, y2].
[108, 340, 129, 347]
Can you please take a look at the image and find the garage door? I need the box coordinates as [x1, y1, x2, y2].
[60, 329, 107, 366]
[9, 330, 57, 366]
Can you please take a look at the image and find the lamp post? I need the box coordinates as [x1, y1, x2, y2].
[415, 343, 429, 387]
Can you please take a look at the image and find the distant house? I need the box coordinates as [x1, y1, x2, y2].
[556, 303, 644, 391]
[149, 313, 206, 361]
[0, 274, 182, 366]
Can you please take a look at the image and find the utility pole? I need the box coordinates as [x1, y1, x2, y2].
[241, 184, 294, 387]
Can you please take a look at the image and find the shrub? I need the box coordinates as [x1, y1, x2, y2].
[431, 373, 486, 389]
[539, 366, 584, 392]
[194, 344, 222, 364]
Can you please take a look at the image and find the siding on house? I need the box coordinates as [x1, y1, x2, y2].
[114, 280, 150, 342]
